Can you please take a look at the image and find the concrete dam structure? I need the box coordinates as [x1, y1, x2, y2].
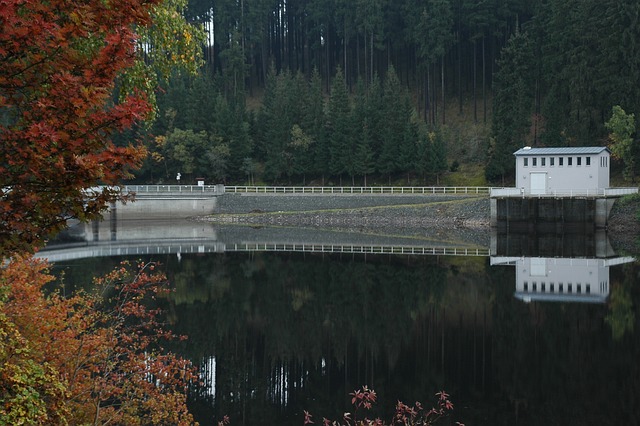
[109, 184, 224, 219]
[490, 197, 617, 232]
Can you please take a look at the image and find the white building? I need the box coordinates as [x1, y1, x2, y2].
[513, 146, 610, 196]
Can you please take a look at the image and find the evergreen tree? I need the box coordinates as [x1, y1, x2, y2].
[215, 95, 253, 181]
[486, 31, 535, 183]
[364, 74, 385, 167]
[326, 67, 352, 181]
[427, 127, 448, 185]
[353, 119, 377, 186]
[377, 66, 407, 182]
[399, 118, 420, 184]
[304, 68, 329, 183]
[259, 68, 297, 181]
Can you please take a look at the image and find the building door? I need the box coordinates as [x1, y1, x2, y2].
[530, 172, 547, 195]
[530, 258, 547, 276]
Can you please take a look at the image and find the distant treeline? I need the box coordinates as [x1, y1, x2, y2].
[131, 0, 640, 184]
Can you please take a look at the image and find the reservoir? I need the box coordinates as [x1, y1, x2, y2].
[42, 218, 639, 425]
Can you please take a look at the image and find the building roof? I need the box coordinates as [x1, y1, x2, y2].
[513, 146, 610, 156]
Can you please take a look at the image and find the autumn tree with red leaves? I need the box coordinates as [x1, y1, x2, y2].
[0, 0, 202, 254]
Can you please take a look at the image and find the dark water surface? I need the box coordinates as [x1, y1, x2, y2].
[44, 220, 640, 425]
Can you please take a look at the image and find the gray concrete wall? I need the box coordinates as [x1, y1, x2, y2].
[491, 198, 609, 232]
[109, 197, 217, 219]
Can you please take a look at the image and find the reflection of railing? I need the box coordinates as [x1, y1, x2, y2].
[37, 241, 490, 261]
[36, 240, 226, 262]
[226, 243, 490, 256]
[225, 186, 491, 195]
[490, 187, 638, 198]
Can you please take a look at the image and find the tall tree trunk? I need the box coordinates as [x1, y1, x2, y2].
[424, 70, 430, 123]
[370, 31, 374, 83]
[482, 35, 487, 124]
[364, 32, 368, 84]
[432, 64, 437, 124]
[441, 56, 445, 125]
[357, 35, 361, 79]
[457, 0, 462, 116]
[344, 22, 348, 86]
[326, 24, 330, 92]
[473, 40, 477, 123]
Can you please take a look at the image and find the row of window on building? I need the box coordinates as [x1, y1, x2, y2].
[523, 281, 593, 294]
[522, 156, 601, 167]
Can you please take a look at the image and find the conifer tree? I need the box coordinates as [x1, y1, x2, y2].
[486, 31, 534, 183]
[304, 68, 329, 183]
[326, 67, 352, 181]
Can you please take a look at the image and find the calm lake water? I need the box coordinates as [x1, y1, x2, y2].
[43, 219, 640, 426]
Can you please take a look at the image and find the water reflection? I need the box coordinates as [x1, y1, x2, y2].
[43, 218, 639, 425]
[491, 230, 635, 304]
[40, 217, 489, 262]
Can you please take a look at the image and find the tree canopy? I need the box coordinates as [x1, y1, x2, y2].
[0, 0, 203, 254]
[137, 0, 640, 186]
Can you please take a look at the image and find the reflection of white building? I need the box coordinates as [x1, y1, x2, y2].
[491, 256, 635, 303]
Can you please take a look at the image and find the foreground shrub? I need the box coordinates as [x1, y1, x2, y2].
[0, 256, 198, 425]
[303, 386, 464, 426]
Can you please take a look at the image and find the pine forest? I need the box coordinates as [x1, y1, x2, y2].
[134, 0, 640, 186]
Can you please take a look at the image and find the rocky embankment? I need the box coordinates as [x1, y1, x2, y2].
[206, 193, 492, 247]
[607, 195, 640, 252]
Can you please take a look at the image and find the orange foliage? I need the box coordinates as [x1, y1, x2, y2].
[0, 256, 199, 425]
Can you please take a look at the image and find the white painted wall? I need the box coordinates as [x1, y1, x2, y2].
[515, 151, 610, 195]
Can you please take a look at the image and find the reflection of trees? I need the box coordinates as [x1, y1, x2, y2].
[165, 252, 497, 424]
[606, 264, 636, 340]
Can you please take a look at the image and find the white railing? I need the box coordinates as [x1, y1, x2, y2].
[489, 188, 523, 197]
[490, 187, 638, 198]
[603, 187, 639, 197]
[224, 186, 491, 195]
[122, 185, 222, 194]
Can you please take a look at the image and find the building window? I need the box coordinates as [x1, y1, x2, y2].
[586, 284, 591, 294]
[568, 157, 573, 166]
[532, 158, 537, 167]
[577, 284, 582, 293]
[524, 282, 528, 291]
[577, 157, 582, 166]
[541, 158, 546, 166]
[541, 283, 546, 292]
[586, 157, 591, 166]
[550, 157, 555, 166]
[533, 283, 537, 291]
[550, 283, 555, 292]
[568, 284, 573, 293]
[559, 283, 564, 293]
[559, 157, 564, 166]
[524, 158, 528, 167]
